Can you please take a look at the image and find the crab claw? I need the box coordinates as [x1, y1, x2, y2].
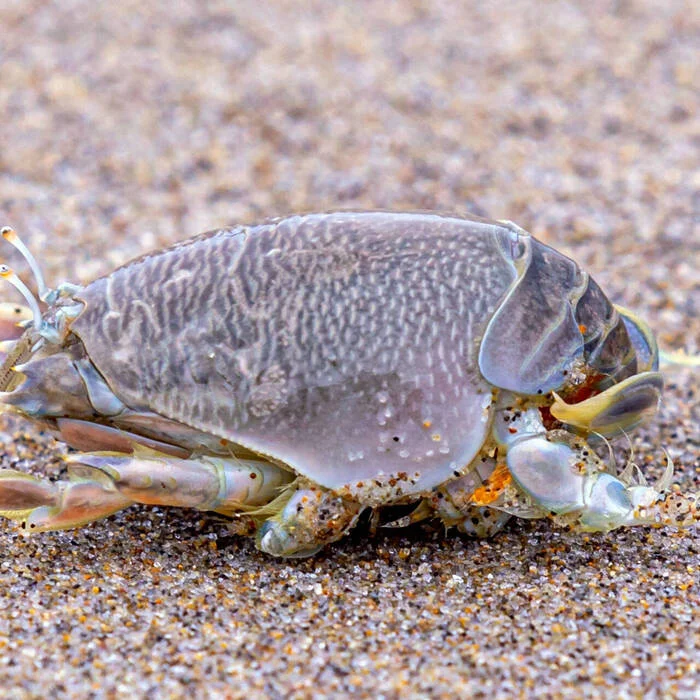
[550, 371, 663, 438]
[506, 433, 699, 532]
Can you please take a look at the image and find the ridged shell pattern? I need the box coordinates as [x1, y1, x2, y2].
[72, 213, 520, 503]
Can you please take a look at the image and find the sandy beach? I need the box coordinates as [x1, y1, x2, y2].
[0, 0, 698, 697]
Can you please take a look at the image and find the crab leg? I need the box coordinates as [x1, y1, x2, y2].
[505, 433, 699, 532]
[431, 459, 513, 537]
[0, 453, 293, 531]
[0, 470, 132, 531]
[255, 485, 362, 558]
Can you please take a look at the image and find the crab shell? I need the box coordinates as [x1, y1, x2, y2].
[5, 212, 649, 506]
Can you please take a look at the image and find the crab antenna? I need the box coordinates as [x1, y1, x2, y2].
[0, 265, 43, 330]
[1, 227, 49, 301]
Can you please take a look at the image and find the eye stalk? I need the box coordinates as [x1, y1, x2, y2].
[0, 226, 85, 348]
[1, 227, 49, 301]
[0, 225, 52, 336]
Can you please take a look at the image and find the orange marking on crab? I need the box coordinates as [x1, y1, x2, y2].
[469, 463, 512, 506]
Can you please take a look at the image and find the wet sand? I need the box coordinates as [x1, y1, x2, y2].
[0, 0, 698, 697]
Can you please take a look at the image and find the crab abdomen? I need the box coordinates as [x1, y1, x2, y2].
[71, 212, 521, 503]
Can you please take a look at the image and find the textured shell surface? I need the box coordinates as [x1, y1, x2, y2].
[72, 212, 525, 503]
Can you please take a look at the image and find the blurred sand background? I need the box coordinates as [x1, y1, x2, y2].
[0, 0, 698, 697]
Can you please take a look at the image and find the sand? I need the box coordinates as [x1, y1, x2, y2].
[0, 0, 698, 697]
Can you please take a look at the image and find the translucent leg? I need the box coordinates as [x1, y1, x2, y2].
[0, 453, 293, 532]
[256, 486, 362, 557]
[432, 459, 513, 537]
[506, 431, 699, 532]
[0, 469, 133, 531]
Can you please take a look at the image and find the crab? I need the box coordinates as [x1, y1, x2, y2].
[0, 212, 696, 557]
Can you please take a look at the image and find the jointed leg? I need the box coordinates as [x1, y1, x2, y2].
[0, 469, 131, 531]
[505, 431, 700, 532]
[432, 458, 513, 537]
[0, 452, 293, 531]
[432, 430, 699, 538]
[0, 450, 365, 557]
[256, 483, 362, 557]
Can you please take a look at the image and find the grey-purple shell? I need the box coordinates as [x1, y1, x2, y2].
[71, 212, 590, 503]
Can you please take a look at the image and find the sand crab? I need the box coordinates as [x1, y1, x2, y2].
[0, 212, 696, 557]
